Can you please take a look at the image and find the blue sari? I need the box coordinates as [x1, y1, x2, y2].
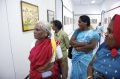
[93, 42, 120, 79]
[70, 29, 99, 79]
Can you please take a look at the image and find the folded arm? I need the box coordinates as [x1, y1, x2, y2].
[87, 58, 95, 79]
[74, 38, 97, 51]
[70, 35, 98, 53]
[58, 58, 66, 79]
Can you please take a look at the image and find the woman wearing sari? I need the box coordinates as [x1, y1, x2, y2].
[70, 15, 99, 79]
[28, 21, 66, 79]
[87, 14, 120, 79]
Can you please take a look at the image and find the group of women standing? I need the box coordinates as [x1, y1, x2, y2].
[28, 14, 120, 79]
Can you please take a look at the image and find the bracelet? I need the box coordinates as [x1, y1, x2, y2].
[86, 76, 92, 79]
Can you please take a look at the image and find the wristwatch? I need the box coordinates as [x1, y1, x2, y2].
[86, 76, 92, 79]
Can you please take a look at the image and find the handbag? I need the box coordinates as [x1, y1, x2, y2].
[68, 46, 73, 59]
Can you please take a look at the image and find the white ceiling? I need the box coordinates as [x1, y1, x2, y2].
[71, 0, 105, 6]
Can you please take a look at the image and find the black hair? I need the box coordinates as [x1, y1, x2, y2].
[52, 20, 62, 30]
[99, 22, 101, 25]
[79, 15, 90, 27]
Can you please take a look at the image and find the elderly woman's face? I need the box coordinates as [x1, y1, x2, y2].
[33, 24, 47, 40]
[105, 20, 117, 48]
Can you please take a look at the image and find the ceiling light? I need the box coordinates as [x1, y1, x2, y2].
[91, 0, 95, 3]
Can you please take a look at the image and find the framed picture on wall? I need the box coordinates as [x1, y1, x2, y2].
[64, 16, 67, 25]
[21, 1, 39, 32]
[47, 10, 54, 23]
[70, 18, 72, 24]
[67, 17, 69, 25]
[108, 17, 111, 24]
[104, 18, 107, 24]
[74, 19, 75, 24]
[91, 19, 97, 24]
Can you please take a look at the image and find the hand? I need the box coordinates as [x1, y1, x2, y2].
[87, 76, 94, 79]
[62, 76, 67, 79]
[88, 77, 94, 79]
[98, 75, 106, 79]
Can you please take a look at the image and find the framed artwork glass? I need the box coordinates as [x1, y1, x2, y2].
[64, 16, 67, 25]
[21, 1, 39, 32]
[108, 17, 111, 24]
[47, 10, 54, 23]
[104, 18, 107, 24]
[91, 19, 97, 24]
[67, 17, 69, 25]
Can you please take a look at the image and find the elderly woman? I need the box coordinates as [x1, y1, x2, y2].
[87, 14, 120, 79]
[70, 15, 99, 79]
[28, 21, 66, 79]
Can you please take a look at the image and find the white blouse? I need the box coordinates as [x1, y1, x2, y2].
[31, 40, 63, 63]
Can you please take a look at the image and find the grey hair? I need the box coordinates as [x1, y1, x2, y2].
[37, 21, 51, 38]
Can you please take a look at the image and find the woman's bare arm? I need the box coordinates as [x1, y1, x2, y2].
[74, 38, 97, 53]
[70, 36, 85, 47]
[87, 58, 95, 79]
[58, 58, 66, 79]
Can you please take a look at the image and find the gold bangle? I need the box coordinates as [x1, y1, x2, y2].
[86, 76, 92, 79]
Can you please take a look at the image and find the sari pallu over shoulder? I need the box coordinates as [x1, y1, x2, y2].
[70, 30, 99, 79]
[93, 42, 120, 79]
[28, 38, 54, 78]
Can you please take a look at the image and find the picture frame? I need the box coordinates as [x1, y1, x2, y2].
[47, 10, 54, 23]
[74, 19, 75, 24]
[70, 18, 72, 24]
[21, 1, 39, 32]
[104, 18, 107, 24]
[108, 17, 111, 24]
[91, 19, 97, 24]
[64, 16, 67, 25]
[67, 17, 69, 25]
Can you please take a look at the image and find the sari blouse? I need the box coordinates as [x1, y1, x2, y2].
[29, 38, 62, 79]
[93, 42, 120, 79]
[70, 29, 99, 79]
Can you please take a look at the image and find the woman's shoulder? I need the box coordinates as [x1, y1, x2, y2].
[90, 30, 100, 38]
[97, 42, 106, 49]
[96, 42, 107, 54]
[60, 30, 68, 35]
[99, 42, 106, 49]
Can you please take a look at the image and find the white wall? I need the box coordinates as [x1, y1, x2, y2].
[63, 0, 73, 12]
[63, 0, 74, 35]
[55, 0, 74, 35]
[0, 0, 55, 79]
[74, 5, 101, 14]
[63, 8, 74, 35]
[0, 0, 15, 79]
[101, 0, 120, 12]
[73, 5, 101, 30]
[55, 0, 62, 23]
[101, 0, 120, 33]
[74, 15, 101, 30]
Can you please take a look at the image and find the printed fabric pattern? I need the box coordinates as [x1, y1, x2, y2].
[93, 42, 120, 79]
[70, 30, 99, 79]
